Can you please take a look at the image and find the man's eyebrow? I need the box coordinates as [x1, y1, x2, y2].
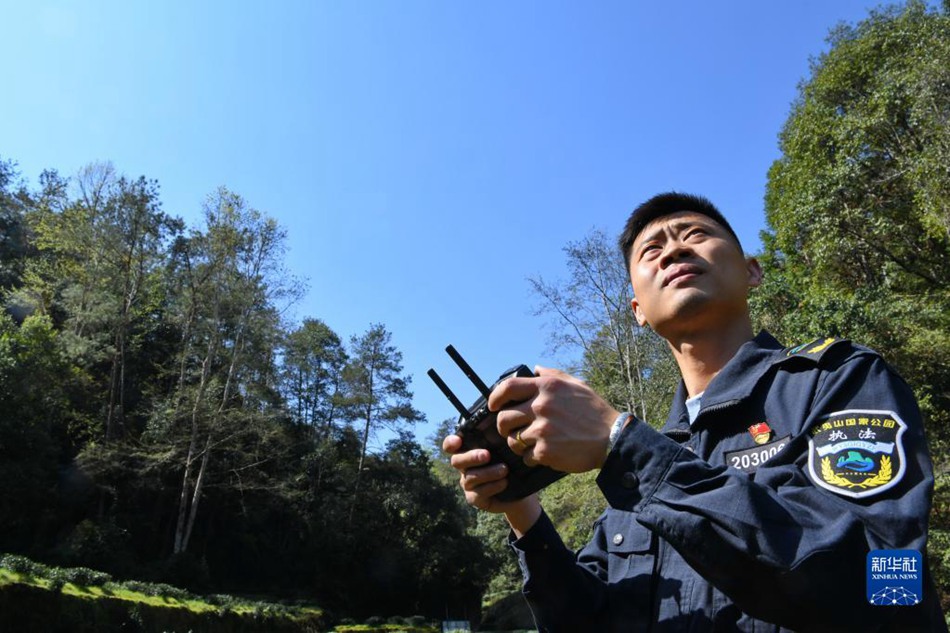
[636, 225, 665, 248]
[636, 217, 714, 250]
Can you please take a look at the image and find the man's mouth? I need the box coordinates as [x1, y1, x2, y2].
[663, 264, 703, 287]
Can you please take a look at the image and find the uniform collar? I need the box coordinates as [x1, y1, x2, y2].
[664, 330, 784, 430]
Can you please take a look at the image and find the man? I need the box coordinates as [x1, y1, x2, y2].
[443, 193, 945, 631]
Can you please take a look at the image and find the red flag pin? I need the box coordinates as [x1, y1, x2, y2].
[748, 422, 772, 445]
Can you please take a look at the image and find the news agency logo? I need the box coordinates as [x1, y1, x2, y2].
[867, 549, 922, 606]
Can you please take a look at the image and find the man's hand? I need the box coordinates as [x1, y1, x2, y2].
[442, 434, 541, 536]
[492, 366, 620, 473]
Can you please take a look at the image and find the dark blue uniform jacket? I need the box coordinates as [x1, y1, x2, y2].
[510, 332, 945, 632]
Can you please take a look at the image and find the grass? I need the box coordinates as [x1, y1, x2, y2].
[2, 567, 203, 612]
[331, 627, 437, 632]
[0, 554, 324, 622]
[0, 568, 25, 587]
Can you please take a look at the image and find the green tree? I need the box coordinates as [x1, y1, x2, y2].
[158, 188, 298, 555]
[754, 0, 950, 607]
[757, 0, 950, 445]
[0, 314, 73, 549]
[318, 431, 487, 618]
[343, 323, 424, 517]
[13, 163, 179, 440]
[0, 157, 29, 294]
[280, 318, 348, 436]
[427, 416, 464, 488]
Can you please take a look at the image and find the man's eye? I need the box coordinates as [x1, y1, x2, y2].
[640, 244, 661, 259]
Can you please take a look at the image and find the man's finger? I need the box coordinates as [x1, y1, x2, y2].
[496, 405, 532, 437]
[506, 425, 531, 456]
[535, 365, 585, 384]
[466, 479, 509, 511]
[450, 448, 491, 470]
[521, 444, 540, 468]
[442, 434, 462, 454]
[488, 376, 539, 411]
[461, 463, 508, 491]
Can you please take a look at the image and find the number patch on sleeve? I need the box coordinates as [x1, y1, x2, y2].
[724, 436, 790, 473]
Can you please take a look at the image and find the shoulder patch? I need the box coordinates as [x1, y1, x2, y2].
[807, 410, 907, 499]
[784, 337, 848, 362]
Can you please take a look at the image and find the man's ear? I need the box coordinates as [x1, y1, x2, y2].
[631, 297, 648, 327]
[746, 257, 763, 288]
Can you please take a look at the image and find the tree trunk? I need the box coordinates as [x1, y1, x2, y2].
[180, 433, 213, 554]
[173, 316, 247, 554]
[350, 406, 373, 526]
[173, 340, 215, 554]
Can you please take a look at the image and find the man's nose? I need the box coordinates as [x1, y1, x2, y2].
[658, 240, 691, 267]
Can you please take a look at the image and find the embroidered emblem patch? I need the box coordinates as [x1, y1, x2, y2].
[807, 410, 907, 499]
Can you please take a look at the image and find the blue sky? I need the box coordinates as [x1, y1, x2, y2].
[1, 1, 906, 447]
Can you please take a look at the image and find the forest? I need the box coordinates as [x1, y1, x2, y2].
[1, 1, 949, 630]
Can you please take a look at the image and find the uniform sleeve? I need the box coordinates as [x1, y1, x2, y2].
[508, 510, 611, 631]
[598, 353, 941, 631]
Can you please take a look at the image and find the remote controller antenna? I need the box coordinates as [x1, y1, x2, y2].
[426, 368, 469, 418]
[445, 345, 491, 397]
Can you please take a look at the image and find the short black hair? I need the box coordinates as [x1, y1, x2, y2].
[618, 192, 741, 266]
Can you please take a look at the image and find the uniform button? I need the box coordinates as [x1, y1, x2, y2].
[621, 472, 639, 489]
[612, 533, 624, 546]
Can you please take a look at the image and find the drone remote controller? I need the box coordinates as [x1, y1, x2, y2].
[428, 345, 567, 501]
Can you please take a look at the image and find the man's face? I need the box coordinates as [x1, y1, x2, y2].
[628, 211, 761, 339]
